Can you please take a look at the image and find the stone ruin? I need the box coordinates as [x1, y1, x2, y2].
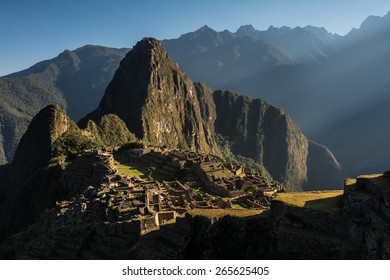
[56, 147, 283, 237]
[135, 148, 283, 208]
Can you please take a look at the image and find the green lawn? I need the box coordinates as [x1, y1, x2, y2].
[116, 162, 168, 181]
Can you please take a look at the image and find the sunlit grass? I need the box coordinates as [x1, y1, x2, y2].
[273, 190, 344, 213]
[116, 162, 168, 181]
[189, 208, 265, 219]
[232, 203, 246, 210]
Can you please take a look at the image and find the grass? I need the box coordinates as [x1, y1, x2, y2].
[273, 190, 344, 213]
[344, 178, 357, 187]
[188, 208, 265, 219]
[232, 203, 246, 210]
[357, 174, 383, 179]
[116, 161, 168, 181]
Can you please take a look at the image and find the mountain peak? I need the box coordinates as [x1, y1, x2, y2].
[128, 37, 167, 59]
[235, 25, 257, 38]
[199, 24, 213, 31]
[137, 37, 164, 49]
[347, 11, 390, 38]
[237, 24, 256, 32]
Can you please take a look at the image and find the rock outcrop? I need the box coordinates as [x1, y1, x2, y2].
[80, 38, 220, 155]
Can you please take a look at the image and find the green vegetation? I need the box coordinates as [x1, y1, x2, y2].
[52, 125, 99, 160]
[273, 191, 344, 213]
[116, 162, 168, 181]
[86, 114, 137, 147]
[232, 203, 246, 210]
[118, 141, 145, 152]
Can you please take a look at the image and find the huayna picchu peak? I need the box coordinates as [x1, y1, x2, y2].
[0, 37, 357, 260]
[80, 38, 220, 156]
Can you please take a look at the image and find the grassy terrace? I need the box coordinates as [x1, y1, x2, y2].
[188, 208, 266, 219]
[273, 190, 344, 213]
[116, 161, 168, 181]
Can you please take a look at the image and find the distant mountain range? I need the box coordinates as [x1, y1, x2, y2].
[1, 11, 390, 178]
[162, 12, 390, 177]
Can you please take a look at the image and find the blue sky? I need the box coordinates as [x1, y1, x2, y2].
[1, 0, 390, 76]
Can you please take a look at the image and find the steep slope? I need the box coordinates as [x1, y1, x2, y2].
[213, 90, 342, 191]
[0, 45, 128, 164]
[81, 38, 220, 155]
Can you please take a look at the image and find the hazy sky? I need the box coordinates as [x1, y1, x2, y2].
[1, 0, 390, 76]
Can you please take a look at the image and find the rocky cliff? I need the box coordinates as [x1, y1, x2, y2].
[213, 90, 341, 191]
[80, 38, 220, 155]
